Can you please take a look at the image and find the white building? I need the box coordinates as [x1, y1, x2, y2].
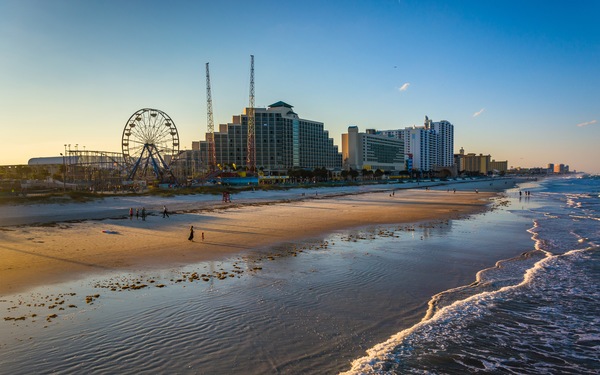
[426, 117, 454, 167]
[377, 129, 405, 141]
[378, 116, 454, 173]
[404, 126, 437, 172]
[341, 126, 405, 172]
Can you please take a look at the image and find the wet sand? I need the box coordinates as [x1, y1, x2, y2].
[0, 179, 535, 374]
[0, 183, 501, 296]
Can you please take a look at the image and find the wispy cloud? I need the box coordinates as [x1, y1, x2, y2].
[576, 119, 597, 127]
[398, 83, 410, 92]
[473, 108, 485, 117]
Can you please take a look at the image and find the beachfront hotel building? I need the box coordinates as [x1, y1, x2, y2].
[341, 126, 405, 172]
[425, 117, 454, 168]
[454, 148, 490, 174]
[489, 159, 508, 174]
[454, 147, 509, 175]
[403, 126, 437, 172]
[376, 116, 455, 174]
[553, 164, 569, 174]
[196, 101, 342, 173]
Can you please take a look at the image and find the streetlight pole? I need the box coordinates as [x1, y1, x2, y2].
[60, 153, 66, 191]
[64, 144, 68, 186]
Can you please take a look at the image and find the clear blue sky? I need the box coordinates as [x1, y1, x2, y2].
[1, 0, 598, 172]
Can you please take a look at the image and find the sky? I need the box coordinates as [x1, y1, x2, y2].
[0, 0, 599, 173]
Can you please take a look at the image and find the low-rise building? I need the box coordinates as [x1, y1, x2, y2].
[489, 159, 508, 174]
[455, 148, 491, 175]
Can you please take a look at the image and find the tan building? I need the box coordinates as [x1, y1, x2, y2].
[554, 164, 569, 174]
[489, 159, 508, 174]
[455, 148, 492, 175]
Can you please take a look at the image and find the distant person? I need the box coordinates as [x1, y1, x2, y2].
[141, 207, 146, 221]
[202, 232, 205, 241]
[129, 208, 133, 220]
[188, 226, 194, 241]
[136, 208, 139, 220]
[163, 206, 169, 218]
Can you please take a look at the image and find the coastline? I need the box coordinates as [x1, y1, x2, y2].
[1, 178, 540, 374]
[0, 179, 513, 296]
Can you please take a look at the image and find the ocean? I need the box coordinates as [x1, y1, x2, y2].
[1, 176, 598, 374]
[345, 175, 600, 374]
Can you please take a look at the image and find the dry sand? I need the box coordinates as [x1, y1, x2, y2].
[0, 188, 498, 295]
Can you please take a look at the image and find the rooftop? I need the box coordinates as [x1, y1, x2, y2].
[268, 101, 293, 109]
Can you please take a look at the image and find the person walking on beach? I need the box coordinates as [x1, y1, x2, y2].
[163, 206, 169, 218]
[141, 207, 146, 221]
[136, 208, 139, 220]
[129, 208, 133, 220]
[188, 226, 194, 241]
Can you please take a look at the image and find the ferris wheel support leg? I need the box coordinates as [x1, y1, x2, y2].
[128, 158, 142, 181]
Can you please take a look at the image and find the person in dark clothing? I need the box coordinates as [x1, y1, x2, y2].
[188, 226, 194, 241]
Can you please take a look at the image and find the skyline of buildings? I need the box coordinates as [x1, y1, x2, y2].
[13, 102, 575, 179]
[193, 103, 460, 175]
[343, 116, 455, 175]
[2, 3, 597, 173]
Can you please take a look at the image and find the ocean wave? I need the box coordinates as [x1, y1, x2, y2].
[341, 176, 600, 374]
[341, 246, 599, 374]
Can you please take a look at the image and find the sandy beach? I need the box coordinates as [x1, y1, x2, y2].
[1, 178, 539, 374]
[0, 181, 501, 295]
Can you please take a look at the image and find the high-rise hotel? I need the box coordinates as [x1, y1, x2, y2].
[345, 116, 455, 173]
[342, 126, 405, 171]
[196, 101, 342, 173]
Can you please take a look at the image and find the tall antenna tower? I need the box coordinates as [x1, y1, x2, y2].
[246, 55, 256, 173]
[205, 62, 216, 171]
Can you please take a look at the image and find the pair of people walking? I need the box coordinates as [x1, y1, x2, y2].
[188, 226, 204, 242]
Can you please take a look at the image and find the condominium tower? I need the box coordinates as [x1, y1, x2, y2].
[378, 116, 455, 173]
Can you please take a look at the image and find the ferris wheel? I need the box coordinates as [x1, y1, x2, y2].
[122, 108, 180, 181]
